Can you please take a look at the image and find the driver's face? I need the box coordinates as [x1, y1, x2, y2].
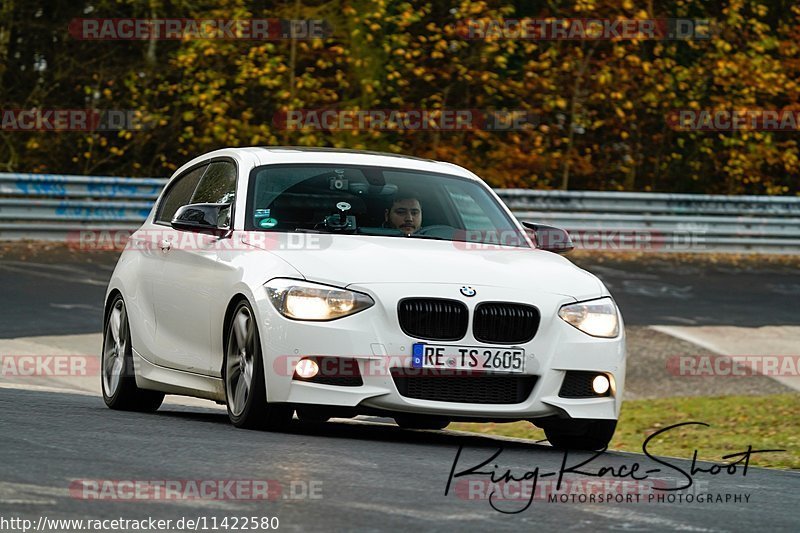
[386, 198, 422, 235]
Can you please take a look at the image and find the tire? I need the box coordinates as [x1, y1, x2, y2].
[101, 295, 164, 412]
[394, 414, 450, 430]
[223, 300, 293, 430]
[543, 418, 617, 451]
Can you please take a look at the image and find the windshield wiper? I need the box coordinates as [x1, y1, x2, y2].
[295, 227, 360, 235]
[403, 233, 449, 241]
[357, 227, 404, 236]
[294, 228, 450, 241]
[356, 227, 448, 240]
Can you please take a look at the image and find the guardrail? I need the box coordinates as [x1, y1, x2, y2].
[501, 189, 800, 253]
[1, 172, 798, 253]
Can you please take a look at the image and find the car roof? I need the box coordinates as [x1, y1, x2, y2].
[230, 146, 476, 179]
[258, 146, 436, 162]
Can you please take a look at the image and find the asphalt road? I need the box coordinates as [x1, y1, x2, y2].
[0, 251, 115, 338]
[1, 249, 798, 338]
[581, 258, 800, 327]
[1, 388, 797, 532]
[1, 246, 798, 532]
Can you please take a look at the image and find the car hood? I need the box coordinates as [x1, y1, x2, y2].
[242, 233, 605, 300]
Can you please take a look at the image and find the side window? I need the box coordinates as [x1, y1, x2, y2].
[190, 161, 237, 205]
[155, 165, 207, 224]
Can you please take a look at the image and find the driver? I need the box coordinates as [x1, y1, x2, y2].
[385, 194, 422, 235]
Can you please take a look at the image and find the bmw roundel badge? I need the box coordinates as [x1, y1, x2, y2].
[460, 286, 476, 297]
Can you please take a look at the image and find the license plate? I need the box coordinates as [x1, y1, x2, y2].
[411, 343, 525, 373]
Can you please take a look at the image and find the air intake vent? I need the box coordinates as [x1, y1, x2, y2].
[292, 357, 363, 387]
[559, 371, 609, 398]
[391, 369, 537, 404]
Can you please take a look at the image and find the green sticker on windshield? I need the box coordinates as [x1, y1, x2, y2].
[259, 217, 278, 229]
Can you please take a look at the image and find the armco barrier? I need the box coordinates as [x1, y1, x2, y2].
[0, 173, 798, 253]
[0, 173, 166, 199]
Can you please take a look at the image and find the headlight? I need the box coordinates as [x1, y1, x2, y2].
[265, 279, 374, 321]
[558, 297, 619, 338]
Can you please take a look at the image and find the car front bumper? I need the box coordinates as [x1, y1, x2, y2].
[254, 282, 626, 422]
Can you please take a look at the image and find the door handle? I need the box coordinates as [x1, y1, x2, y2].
[160, 239, 172, 253]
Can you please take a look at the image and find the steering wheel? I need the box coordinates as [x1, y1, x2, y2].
[414, 225, 456, 238]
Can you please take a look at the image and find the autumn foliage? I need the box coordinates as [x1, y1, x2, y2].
[0, 0, 798, 195]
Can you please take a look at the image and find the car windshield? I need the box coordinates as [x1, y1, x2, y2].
[245, 164, 529, 247]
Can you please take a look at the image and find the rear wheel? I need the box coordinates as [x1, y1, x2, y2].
[224, 301, 293, 430]
[543, 419, 617, 451]
[394, 414, 450, 430]
[101, 296, 164, 412]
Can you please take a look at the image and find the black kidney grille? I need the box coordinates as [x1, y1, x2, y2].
[391, 369, 537, 404]
[398, 298, 468, 341]
[473, 302, 540, 344]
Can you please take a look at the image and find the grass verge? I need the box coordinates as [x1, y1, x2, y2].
[449, 393, 799, 470]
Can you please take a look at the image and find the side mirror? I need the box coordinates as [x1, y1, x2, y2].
[521, 221, 575, 254]
[171, 203, 231, 236]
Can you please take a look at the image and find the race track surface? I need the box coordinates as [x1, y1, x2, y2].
[1, 388, 797, 532]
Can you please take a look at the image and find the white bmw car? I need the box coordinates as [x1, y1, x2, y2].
[102, 147, 625, 450]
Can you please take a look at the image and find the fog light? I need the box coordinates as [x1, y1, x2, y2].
[592, 374, 610, 395]
[295, 359, 319, 379]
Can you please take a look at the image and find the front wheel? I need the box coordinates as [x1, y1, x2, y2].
[101, 295, 164, 412]
[224, 301, 293, 430]
[543, 419, 617, 451]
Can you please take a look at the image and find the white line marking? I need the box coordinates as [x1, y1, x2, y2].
[49, 303, 99, 310]
[578, 506, 721, 532]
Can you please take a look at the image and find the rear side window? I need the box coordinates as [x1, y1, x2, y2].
[190, 161, 237, 204]
[155, 165, 206, 224]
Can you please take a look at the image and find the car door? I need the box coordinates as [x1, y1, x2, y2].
[129, 164, 207, 368]
[152, 160, 238, 374]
